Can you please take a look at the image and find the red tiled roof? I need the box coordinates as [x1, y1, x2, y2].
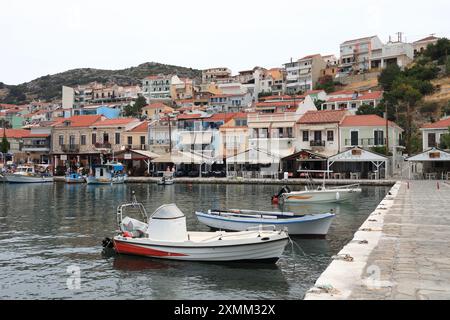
[305, 90, 325, 95]
[54, 115, 102, 127]
[327, 90, 356, 96]
[256, 101, 299, 108]
[0, 104, 20, 109]
[177, 114, 203, 120]
[422, 117, 450, 129]
[2, 129, 31, 139]
[414, 36, 439, 43]
[297, 110, 347, 124]
[341, 115, 401, 128]
[93, 118, 138, 127]
[326, 91, 383, 103]
[300, 54, 321, 60]
[144, 102, 172, 109]
[129, 121, 149, 132]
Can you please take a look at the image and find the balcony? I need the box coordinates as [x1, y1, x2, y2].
[94, 142, 112, 149]
[61, 144, 80, 153]
[310, 140, 326, 147]
[125, 145, 149, 151]
[22, 144, 50, 152]
[345, 138, 386, 147]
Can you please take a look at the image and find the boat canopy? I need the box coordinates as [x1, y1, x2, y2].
[152, 204, 185, 220]
[147, 204, 188, 242]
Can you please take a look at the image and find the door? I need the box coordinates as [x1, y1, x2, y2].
[428, 133, 436, 148]
[314, 131, 322, 143]
[351, 131, 359, 146]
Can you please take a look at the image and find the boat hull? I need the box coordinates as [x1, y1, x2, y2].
[283, 189, 361, 203]
[86, 176, 126, 185]
[196, 212, 335, 236]
[4, 174, 53, 183]
[113, 232, 288, 262]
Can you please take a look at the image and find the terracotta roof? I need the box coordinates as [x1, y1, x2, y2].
[0, 104, 19, 109]
[326, 91, 383, 103]
[300, 54, 321, 60]
[93, 118, 138, 127]
[342, 35, 378, 45]
[129, 121, 149, 133]
[144, 102, 172, 109]
[305, 90, 325, 95]
[327, 90, 356, 96]
[341, 115, 401, 128]
[205, 113, 241, 122]
[177, 114, 203, 120]
[297, 110, 347, 124]
[2, 129, 31, 139]
[422, 117, 450, 129]
[414, 36, 439, 43]
[54, 115, 102, 127]
[256, 101, 299, 108]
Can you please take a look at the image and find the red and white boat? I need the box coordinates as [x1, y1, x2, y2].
[107, 199, 289, 263]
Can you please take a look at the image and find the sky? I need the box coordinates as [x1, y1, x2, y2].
[0, 0, 449, 85]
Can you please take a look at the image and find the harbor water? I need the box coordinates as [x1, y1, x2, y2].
[0, 183, 390, 299]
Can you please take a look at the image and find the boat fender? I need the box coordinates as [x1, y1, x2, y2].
[122, 231, 133, 238]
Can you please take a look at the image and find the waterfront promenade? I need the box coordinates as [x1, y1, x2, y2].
[305, 180, 450, 300]
[52, 176, 396, 186]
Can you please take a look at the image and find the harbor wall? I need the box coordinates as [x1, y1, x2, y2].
[303, 181, 402, 300]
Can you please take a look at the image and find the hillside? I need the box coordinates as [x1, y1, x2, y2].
[0, 62, 202, 103]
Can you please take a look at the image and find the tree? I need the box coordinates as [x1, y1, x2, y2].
[123, 96, 147, 118]
[315, 75, 337, 93]
[1, 129, 10, 154]
[378, 64, 401, 91]
[356, 103, 384, 117]
[440, 127, 450, 150]
[423, 38, 450, 64]
[314, 99, 326, 110]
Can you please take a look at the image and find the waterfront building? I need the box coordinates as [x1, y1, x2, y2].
[320, 91, 383, 114]
[1, 128, 51, 164]
[296, 109, 348, 157]
[123, 121, 149, 151]
[339, 114, 404, 153]
[420, 117, 450, 151]
[218, 113, 249, 160]
[50, 115, 140, 173]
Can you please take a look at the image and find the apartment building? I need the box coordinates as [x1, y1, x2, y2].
[142, 74, 173, 101]
[338, 35, 383, 76]
[284, 54, 326, 94]
[320, 91, 383, 113]
[202, 68, 232, 84]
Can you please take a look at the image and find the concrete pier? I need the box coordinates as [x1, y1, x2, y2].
[52, 176, 395, 186]
[305, 180, 450, 300]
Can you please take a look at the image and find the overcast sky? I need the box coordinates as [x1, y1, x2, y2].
[1, 0, 449, 85]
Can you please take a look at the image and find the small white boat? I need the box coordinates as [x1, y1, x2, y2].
[86, 162, 127, 185]
[65, 172, 86, 184]
[273, 170, 361, 204]
[4, 164, 53, 183]
[107, 198, 289, 263]
[196, 209, 335, 237]
[157, 173, 174, 185]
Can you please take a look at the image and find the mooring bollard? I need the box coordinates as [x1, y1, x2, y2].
[407, 182, 409, 189]
[437, 182, 440, 190]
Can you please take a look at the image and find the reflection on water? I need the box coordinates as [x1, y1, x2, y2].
[0, 183, 389, 299]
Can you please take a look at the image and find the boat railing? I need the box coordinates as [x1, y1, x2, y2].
[116, 194, 149, 229]
[325, 183, 360, 190]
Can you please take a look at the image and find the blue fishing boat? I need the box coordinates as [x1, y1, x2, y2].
[86, 162, 127, 185]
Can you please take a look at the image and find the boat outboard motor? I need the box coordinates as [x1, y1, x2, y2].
[271, 185, 291, 204]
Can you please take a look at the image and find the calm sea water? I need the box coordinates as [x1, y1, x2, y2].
[0, 182, 389, 300]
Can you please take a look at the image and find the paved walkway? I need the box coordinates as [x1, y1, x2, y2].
[305, 180, 450, 300]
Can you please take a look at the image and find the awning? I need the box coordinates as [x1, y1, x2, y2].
[328, 147, 387, 163]
[151, 151, 209, 164]
[226, 148, 280, 164]
[271, 122, 296, 128]
[406, 148, 450, 162]
[248, 122, 271, 129]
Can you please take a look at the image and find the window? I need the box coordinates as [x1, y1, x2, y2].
[351, 131, 359, 146]
[374, 130, 384, 145]
[428, 133, 436, 148]
[287, 127, 293, 138]
[59, 135, 64, 146]
[69, 135, 75, 146]
[81, 135, 86, 145]
[92, 133, 96, 144]
[115, 133, 121, 145]
[314, 131, 322, 142]
[302, 131, 309, 142]
[351, 103, 357, 109]
[327, 130, 334, 142]
[127, 136, 133, 145]
[140, 136, 146, 145]
[103, 133, 109, 143]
